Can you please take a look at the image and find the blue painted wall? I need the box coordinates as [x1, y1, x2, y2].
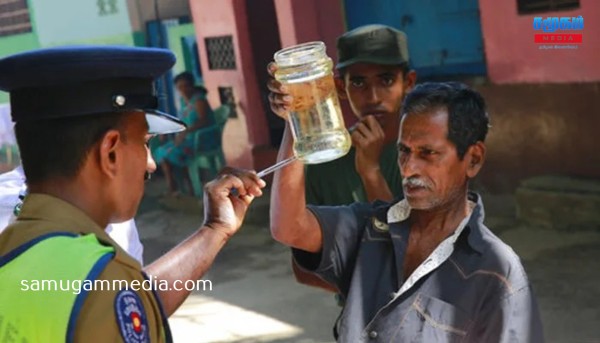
[344, 0, 486, 77]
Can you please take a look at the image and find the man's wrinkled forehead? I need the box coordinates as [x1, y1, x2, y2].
[398, 110, 449, 141]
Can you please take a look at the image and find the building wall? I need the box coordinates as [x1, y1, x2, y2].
[166, 23, 197, 75]
[189, 0, 270, 168]
[274, 0, 345, 62]
[127, 0, 191, 32]
[0, 33, 39, 57]
[1, 0, 195, 103]
[477, 1, 600, 191]
[475, 82, 600, 192]
[479, 0, 600, 84]
[0, 0, 142, 102]
[30, 0, 133, 46]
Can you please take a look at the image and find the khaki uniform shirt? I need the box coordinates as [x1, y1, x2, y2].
[0, 194, 168, 342]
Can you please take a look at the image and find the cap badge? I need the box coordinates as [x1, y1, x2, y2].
[113, 95, 127, 107]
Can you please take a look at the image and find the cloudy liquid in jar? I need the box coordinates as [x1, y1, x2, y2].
[274, 42, 351, 164]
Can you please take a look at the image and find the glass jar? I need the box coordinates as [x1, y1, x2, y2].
[274, 41, 351, 164]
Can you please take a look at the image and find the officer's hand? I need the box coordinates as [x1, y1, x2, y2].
[267, 62, 292, 119]
[202, 168, 266, 238]
[351, 115, 386, 177]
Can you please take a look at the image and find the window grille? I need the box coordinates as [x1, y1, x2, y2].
[0, 0, 32, 37]
[205, 36, 237, 70]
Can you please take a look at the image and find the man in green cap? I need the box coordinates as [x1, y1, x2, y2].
[268, 24, 416, 291]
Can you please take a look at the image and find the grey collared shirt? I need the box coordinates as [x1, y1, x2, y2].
[293, 193, 544, 342]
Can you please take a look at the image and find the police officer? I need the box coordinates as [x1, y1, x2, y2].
[0, 46, 265, 342]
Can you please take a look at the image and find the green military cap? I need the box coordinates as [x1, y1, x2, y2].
[336, 24, 410, 69]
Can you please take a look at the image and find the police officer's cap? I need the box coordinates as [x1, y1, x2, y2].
[0, 45, 186, 134]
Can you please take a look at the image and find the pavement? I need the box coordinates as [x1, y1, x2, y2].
[137, 177, 600, 343]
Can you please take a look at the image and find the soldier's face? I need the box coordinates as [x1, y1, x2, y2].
[340, 63, 416, 142]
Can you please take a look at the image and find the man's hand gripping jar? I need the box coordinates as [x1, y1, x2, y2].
[274, 41, 351, 164]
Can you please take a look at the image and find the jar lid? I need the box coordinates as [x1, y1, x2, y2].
[274, 41, 327, 67]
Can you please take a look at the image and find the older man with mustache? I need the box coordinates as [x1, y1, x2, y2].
[268, 82, 544, 342]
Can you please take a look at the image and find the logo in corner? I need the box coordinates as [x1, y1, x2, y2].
[533, 16, 584, 45]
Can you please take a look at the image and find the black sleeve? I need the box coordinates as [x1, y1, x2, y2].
[292, 202, 372, 292]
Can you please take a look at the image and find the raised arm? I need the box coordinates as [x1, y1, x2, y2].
[144, 172, 265, 316]
[266, 63, 322, 253]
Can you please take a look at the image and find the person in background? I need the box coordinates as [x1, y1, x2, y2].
[268, 24, 416, 292]
[153, 71, 219, 195]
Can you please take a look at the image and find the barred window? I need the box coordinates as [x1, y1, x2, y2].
[517, 0, 580, 15]
[205, 36, 237, 70]
[0, 0, 33, 37]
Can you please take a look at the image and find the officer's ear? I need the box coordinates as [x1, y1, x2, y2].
[98, 129, 122, 178]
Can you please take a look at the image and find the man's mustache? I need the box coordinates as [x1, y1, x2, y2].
[402, 177, 431, 189]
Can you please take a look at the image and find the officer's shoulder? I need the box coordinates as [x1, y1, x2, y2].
[96, 254, 143, 280]
[76, 262, 158, 342]
[0, 224, 63, 255]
